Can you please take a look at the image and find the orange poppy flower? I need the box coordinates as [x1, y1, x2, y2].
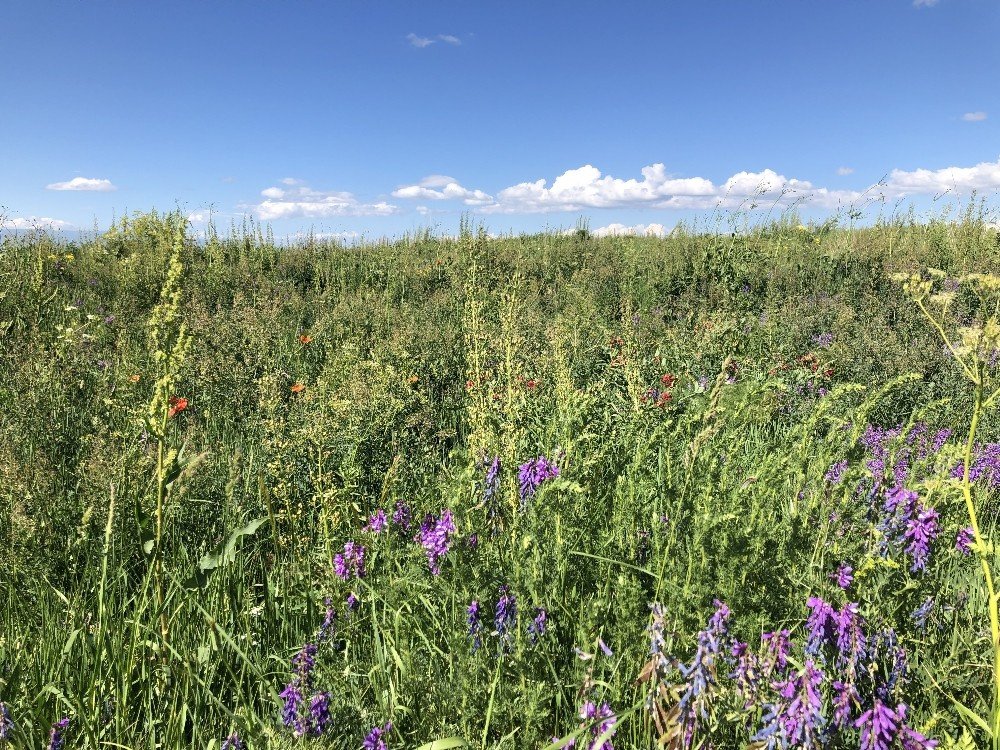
[290, 382, 305, 393]
[168, 396, 189, 418]
[406, 375, 419, 385]
[129, 374, 141, 383]
[298, 334, 313, 345]
[524, 379, 539, 390]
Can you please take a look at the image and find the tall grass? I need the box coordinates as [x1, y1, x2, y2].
[1, 208, 999, 748]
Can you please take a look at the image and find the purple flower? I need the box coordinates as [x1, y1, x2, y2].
[333, 541, 366, 580]
[760, 630, 791, 676]
[825, 460, 848, 484]
[832, 680, 859, 729]
[414, 509, 457, 575]
[855, 700, 900, 750]
[363, 721, 392, 750]
[896, 704, 938, 749]
[956, 526, 974, 555]
[47, 718, 69, 750]
[466, 532, 479, 550]
[308, 692, 331, 736]
[346, 592, 360, 613]
[483, 455, 501, 502]
[904, 505, 939, 572]
[392, 502, 412, 531]
[672, 600, 731, 748]
[363, 509, 387, 533]
[495, 585, 517, 650]
[517, 455, 560, 505]
[805, 597, 836, 654]
[830, 563, 853, 589]
[318, 600, 337, 642]
[813, 332, 835, 348]
[467, 600, 482, 651]
[527, 607, 548, 644]
[911, 598, 934, 631]
[834, 602, 867, 674]
[221, 732, 245, 750]
[579, 701, 617, 750]
[0, 703, 14, 741]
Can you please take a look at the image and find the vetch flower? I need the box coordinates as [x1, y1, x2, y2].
[363, 722, 392, 750]
[467, 600, 482, 651]
[392, 501, 412, 531]
[825, 460, 848, 485]
[956, 526, 974, 555]
[221, 732, 245, 750]
[578, 701, 617, 750]
[830, 563, 853, 589]
[805, 597, 836, 654]
[904, 504, 940, 572]
[517, 455, 560, 506]
[47, 717, 69, 750]
[333, 541, 366, 580]
[911, 598, 934, 632]
[0, 703, 14, 741]
[414, 509, 456, 575]
[494, 585, 517, 651]
[527, 607, 548, 644]
[363, 509, 387, 533]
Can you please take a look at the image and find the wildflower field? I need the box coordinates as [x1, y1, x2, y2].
[4, 209, 1000, 749]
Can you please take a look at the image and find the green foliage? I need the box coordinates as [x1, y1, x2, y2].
[0, 210, 999, 747]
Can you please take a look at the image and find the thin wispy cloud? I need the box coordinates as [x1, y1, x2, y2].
[962, 111, 988, 122]
[252, 182, 397, 220]
[837, 166, 855, 176]
[407, 33, 462, 48]
[913, 0, 939, 7]
[46, 177, 116, 192]
[407, 33, 435, 48]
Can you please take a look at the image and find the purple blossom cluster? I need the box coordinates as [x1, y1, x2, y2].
[333, 541, 366, 580]
[221, 732, 245, 750]
[494, 585, 518, 651]
[517, 455, 560, 506]
[414, 509, 457, 575]
[0, 703, 13, 741]
[363, 721, 392, 750]
[860, 423, 951, 489]
[467, 600, 482, 651]
[527, 607, 548, 644]
[652, 598, 936, 750]
[279, 642, 331, 737]
[482, 455, 501, 502]
[47, 718, 69, 750]
[831, 563, 853, 589]
[875, 486, 941, 572]
[950, 442, 1000, 488]
[956, 526, 974, 555]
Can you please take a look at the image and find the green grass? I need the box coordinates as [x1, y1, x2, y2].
[1, 207, 1000, 748]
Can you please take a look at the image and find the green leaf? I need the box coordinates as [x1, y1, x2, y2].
[413, 738, 468, 750]
[186, 517, 268, 589]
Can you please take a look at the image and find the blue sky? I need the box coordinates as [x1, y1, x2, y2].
[2, 0, 999, 239]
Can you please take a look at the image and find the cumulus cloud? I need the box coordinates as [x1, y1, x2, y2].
[407, 33, 435, 48]
[837, 166, 855, 176]
[438, 34, 461, 45]
[1, 216, 74, 231]
[392, 175, 493, 205]
[46, 177, 116, 191]
[252, 182, 397, 220]
[962, 111, 988, 122]
[881, 157, 1000, 197]
[590, 223, 671, 238]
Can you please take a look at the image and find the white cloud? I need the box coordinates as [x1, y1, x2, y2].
[882, 158, 1000, 197]
[590, 223, 671, 238]
[962, 111, 988, 122]
[407, 33, 435, 48]
[438, 34, 461, 45]
[392, 176, 493, 205]
[252, 182, 398, 220]
[46, 176, 116, 191]
[837, 166, 855, 176]
[2, 216, 74, 231]
[913, 0, 939, 6]
[280, 177, 302, 185]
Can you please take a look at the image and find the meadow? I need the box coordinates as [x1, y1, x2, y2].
[2, 206, 1000, 749]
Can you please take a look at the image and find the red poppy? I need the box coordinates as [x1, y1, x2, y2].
[466, 380, 475, 391]
[290, 383, 305, 393]
[660, 373, 676, 388]
[168, 396, 189, 418]
[128, 374, 141, 383]
[298, 334, 313, 345]
[525, 379, 539, 390]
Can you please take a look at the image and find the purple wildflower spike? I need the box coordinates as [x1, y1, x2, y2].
[333, 541, 366, 580]
[363, 509, 387, 533]
[414, 509, 457, 575]
[904, 505, 939, 571]
[47, 718, 69, 750]
[363, 722, 392, 750]
[956, 526, 974, 555]
[831, 563, 853, 589]
[467, 600, 482, 651]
